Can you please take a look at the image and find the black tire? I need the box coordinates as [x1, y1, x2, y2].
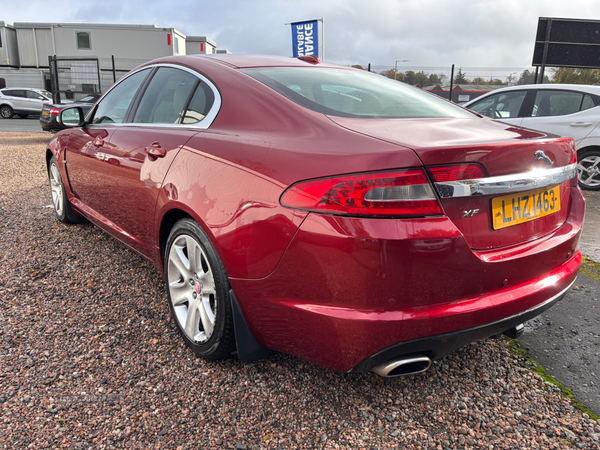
[47, 156, 88, 224]
[0, 105, 13, 119]
[18, 114, 28, 119]
[164, 219, 235, 359]
[577, 150, 600, 191]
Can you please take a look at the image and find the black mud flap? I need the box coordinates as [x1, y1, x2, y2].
[229, 290, 278, 362]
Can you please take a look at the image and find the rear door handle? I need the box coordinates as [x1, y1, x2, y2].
[570, 122, 592, 127]
[145, 142, 166, 158]
[93, 138, 104, 147]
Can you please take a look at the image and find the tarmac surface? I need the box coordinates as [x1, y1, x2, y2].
[521, 189, 600, 415]
[0, 116, 45, 133]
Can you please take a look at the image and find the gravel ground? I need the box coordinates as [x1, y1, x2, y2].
[1, 131, 600, 449]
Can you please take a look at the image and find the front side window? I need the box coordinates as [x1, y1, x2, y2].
[77, 32, 91, 50]
[132, 67, 197, 124]
[531, 90, 593, 117]
[242, 67, 475, 119]
[467, 91, 526, 119]
[92, 69, 150, 124]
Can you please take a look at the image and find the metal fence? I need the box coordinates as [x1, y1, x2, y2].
[48, 56, 151, 103]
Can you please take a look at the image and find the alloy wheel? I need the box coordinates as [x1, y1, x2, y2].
[167, 234, 217, 343]
[49, 162, 64, 216]
[0, 106, 12, 118]
[578, 154, 600, 188]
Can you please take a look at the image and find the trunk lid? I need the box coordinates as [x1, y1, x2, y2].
[328, 116, 575, 250]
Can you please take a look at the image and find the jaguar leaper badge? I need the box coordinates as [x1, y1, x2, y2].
[534, 150, 553, 168]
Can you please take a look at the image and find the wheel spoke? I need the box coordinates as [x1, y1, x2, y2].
[169, 284, 190, 306]
[171, 244, 191, 278]
[199, 296, 215, 338]
[186, 237, 201, 275]
[184, 299, 201, 339]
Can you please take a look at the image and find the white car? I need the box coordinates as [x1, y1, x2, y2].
[0, 87, 53, 119]
[463, 84, 600, 190]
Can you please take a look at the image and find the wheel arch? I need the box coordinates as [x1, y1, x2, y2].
[158, 208, 194, 270]
[577, 144, 600, 156]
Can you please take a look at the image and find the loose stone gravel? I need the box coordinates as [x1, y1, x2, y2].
[1, 132, 599, 449]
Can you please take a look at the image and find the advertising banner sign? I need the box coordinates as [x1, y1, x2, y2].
[291, 20, 319, 57]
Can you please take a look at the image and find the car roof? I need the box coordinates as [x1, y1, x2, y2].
[147, 54, 346, 70]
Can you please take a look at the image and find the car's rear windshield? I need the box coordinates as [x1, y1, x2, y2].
[241, 67, 475, 119]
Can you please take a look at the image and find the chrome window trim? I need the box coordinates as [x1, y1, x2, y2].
[87, 63, 221, 130]
[435, 163, 577, 198]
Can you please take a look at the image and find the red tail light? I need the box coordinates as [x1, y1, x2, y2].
[281, 169, 442, 217]
[572, 151, 579, 187]
[49, 108, 61, 116]
[428, 164, 485, 182]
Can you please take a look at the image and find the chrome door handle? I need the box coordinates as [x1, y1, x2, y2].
[570, 122, 592, 127]
[145, 142, 166, 158]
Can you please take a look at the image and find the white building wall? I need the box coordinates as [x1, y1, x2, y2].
[52, 24, 179, 61]
[0, 24, 19, 66]
[0, 68, 46, 88]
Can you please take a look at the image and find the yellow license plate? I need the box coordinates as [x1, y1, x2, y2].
[42, 110, 49, 116]
[492, 185, 560, 230]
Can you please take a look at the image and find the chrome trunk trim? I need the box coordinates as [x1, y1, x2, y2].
[434, 163, 577, 198]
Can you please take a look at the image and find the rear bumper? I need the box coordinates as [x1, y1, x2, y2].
[230, 186, 585, 372]
[349, 275, 576, 373]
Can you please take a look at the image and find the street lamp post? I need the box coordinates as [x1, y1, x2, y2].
[394, 60, 409, 80]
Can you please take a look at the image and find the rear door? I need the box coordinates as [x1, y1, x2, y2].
[4, 89, 28, 111]
[520, 89, 600, 145]
[25, 90, 48, 113]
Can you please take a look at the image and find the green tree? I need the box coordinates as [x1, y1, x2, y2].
[379, 68, 397, 80]
[404, 70, 417, 85]
[471, 76, 486, 85]
[427, 73, 442, 85]
[351, 64, 366, 70]
[517, 70, 536, 85]
[414, 71, 428, 86]
[552, 68, 600, 84]
[453, 68, 469, 84]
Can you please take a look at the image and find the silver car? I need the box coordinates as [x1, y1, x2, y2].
[0, 87, 53, 119]
[463, 84, 600, 190]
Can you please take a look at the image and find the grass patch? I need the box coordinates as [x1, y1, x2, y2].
[579, 256, 600, 283]
[505, 337, 600, 422]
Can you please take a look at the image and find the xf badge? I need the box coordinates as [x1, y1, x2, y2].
[462, 209, 480, 218]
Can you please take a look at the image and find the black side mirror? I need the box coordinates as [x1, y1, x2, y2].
[58, 107, 85, 127]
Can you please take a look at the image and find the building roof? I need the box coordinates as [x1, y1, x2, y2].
[187, 36, 217, 46]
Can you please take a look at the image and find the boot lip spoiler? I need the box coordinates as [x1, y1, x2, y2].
[435, 163, 577, 198]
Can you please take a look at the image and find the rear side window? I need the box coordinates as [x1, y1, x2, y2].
[4, 90, 25, 98]
[92, 69, 150, 124]
[133, 67, 197, 124]
[242, 67, 475, 119]
[531, 90, 597, 117]
[182, 82, 215, 124]
[467, 91, 526, 118]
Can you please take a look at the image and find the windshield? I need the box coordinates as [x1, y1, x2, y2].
[39, 90, 53, 99]
[242, 67, 475, 119]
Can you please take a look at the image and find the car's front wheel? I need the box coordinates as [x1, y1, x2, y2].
[0, 105, 13, 119]
[165, 219, 235, 359]
[577, 150, 600, 191]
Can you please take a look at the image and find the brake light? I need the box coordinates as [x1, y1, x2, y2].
[280, 169, 442, 217]
[49, 108, 61, 115]
[428, 164, 485, 182]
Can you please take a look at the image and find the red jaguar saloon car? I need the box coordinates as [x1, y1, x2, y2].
[46, 55, 584, 377]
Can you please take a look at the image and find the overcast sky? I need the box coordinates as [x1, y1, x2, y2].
[3, 0, 599, 76]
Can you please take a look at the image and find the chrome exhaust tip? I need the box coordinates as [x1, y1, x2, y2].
[371, 354, 432, 377]
[503, 323, 524, 339]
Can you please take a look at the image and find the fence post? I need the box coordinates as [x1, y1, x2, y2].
[367, 63, 371, 72]
[112, 55, 116, 84]
[448, 64, 454, 103]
